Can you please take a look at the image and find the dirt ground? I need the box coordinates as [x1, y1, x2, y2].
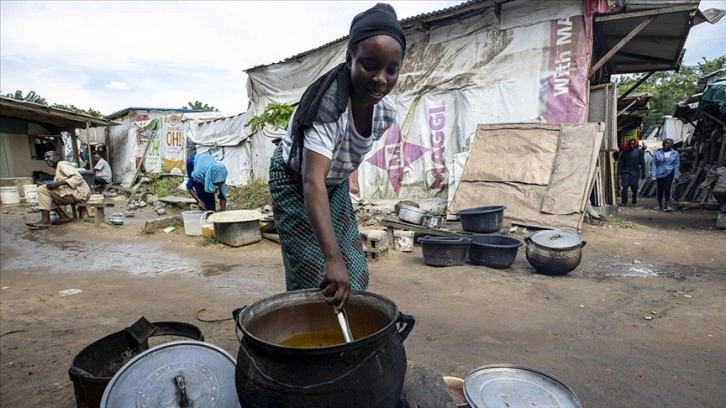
[1, 198, 725, 408]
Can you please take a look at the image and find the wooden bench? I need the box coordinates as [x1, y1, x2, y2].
[76, 201, 115, 225]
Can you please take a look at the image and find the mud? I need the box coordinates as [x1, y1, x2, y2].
[1, 197, 725, 408]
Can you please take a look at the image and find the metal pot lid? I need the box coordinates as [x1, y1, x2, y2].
[101, 340, 240, 408]
[529, 230, 582, 249]
[464, 365, 581, 408]
[208, 210, 262, 223]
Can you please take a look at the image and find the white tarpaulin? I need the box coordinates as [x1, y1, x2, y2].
[449, 123, 604, 231]
[133, 112, 257, 186]
[246, 0, 592, 201]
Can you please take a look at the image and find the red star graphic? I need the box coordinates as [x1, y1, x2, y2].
[365, 123, 429, 195]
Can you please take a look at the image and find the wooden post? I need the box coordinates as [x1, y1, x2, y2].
[69, 126, 80, 165]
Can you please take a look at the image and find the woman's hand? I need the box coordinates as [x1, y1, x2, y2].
[319, 256, 351, 313]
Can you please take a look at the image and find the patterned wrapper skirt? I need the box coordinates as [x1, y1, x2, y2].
[268, 146, 369, 291]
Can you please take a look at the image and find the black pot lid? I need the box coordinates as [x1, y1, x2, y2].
[101, 340, 240, 408]
[464, 365, 581, 408]
[529, 230, 582, 249]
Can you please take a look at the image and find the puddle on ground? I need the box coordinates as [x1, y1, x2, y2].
[1, 231, 202, 276]
[200, 264, 241, 276]
[583, 261, 725, 279]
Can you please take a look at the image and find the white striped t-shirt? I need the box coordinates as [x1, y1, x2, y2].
[282, 96, 397, 185]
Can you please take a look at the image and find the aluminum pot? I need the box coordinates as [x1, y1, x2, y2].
[398, 204, 426, 225]
[524, 230, 586, 275]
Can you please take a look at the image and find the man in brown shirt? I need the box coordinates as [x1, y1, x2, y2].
[26, 151, 91, 228]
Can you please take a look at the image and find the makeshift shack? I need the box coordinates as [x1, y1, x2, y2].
[0, 96, 116, 196]
[242, 0, 710, 229]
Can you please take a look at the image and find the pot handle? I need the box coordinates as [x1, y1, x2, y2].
[396, 312, 416, 342]
[416, 235, 431, 244]
[233, 306, 247, 343]
[580, 240, 587, 248]
[523, 235, 532, 244]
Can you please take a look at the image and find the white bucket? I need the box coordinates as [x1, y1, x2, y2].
[182, 210, 205, 236]
[0, 186, 20, 204]
[393, 230, 414, 252]
[23, 184, 39, 203]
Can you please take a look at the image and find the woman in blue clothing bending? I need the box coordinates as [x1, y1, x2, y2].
[186, 153, 227, 212]
[650, 138, 680, 212]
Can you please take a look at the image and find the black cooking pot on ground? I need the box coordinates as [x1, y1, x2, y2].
[458, 206, 506, 233]
[469, 234, 522, 269]
[233, 289, 415, 408]
[524, 230, 586, 275]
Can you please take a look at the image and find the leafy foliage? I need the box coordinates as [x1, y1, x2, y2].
[245, 102, 294, 133]
[225, 179, 270, 210]
[186, 100, 219, 112]
[3, 89, 103, 117]
[4, 90, 48, 105]
[616, 56, 726, 129]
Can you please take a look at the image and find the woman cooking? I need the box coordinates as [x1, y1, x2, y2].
[269, 3, 405, 313]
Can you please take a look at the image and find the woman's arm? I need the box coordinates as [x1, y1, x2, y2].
[301, 148, 350, 313]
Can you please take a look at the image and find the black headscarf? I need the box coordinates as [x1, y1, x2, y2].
[286, 3, 405, 170]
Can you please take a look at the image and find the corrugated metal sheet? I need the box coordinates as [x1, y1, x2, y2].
[593, 0, 700, 76]
[246, 0, 506, 72]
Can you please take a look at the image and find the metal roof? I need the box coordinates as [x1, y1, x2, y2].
[592, 0, 701, 77]
[245, 0, 503, 72]
[0, 96, 118, 129]
[104, 107, 206, 120]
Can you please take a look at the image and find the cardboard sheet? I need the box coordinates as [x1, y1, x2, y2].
[450, 123, 603, 230]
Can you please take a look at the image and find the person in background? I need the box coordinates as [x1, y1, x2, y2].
[651, 138, 680, 212]
[92, 152, 112, 193]
[186, 153, 227, 212]
[268, 3, 404, 313]
[26, 151, 90, 228]
[618, 139, 646, 206]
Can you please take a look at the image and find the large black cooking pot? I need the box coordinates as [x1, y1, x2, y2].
[524, 230, 586, 275]
[233, 289, 415, 408]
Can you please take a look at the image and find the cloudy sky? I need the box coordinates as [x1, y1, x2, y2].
[1, 1, 724, 116]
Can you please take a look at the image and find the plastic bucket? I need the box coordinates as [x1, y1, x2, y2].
[393, 230, 414, 252]
[23, 184, 39, 203]
[182, 210, 204, 236]
[200, 211, 215, 238]
[0, 186, 20, 204]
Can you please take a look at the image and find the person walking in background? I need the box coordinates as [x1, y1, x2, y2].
[651, 138, 680, 211]
[92, 152, 112, 193]
[186, 153, 227, 212]
[618, 139, 646, 206]
[268, 3, 405, 312]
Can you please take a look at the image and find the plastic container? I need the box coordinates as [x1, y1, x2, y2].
[78, 169, 94, 189]
[417, 236, 471, 267]
[23, 184, 39, 203]
[200, 211, 215, 238]
[469, 234, 522, 269]
[0, 186, 20, 204]
[182, 210, 205, 236]
[458, 205, 506, 233]
[393, 230, 414, 252]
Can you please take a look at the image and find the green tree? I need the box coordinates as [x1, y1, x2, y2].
[3, 89, 103, 117]
[245, 102, 294, 133]
[186, 100, 219, 112]
[3, 90, 48, 105]
[616, 56, 726, 129]
[51, 104, 103, 118]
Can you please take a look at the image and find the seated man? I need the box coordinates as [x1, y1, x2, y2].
[27, 151, 91, 228]
[92, 152, 113, 193]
